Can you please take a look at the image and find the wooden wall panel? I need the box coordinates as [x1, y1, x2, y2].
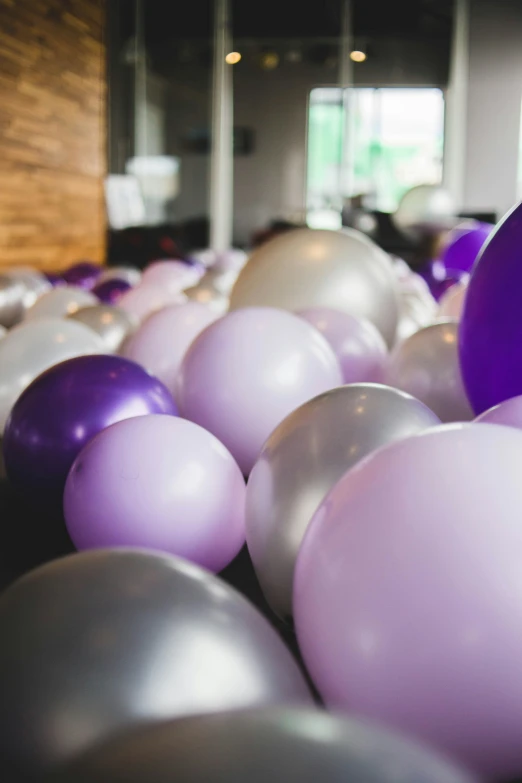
[0, 0, 106, 270]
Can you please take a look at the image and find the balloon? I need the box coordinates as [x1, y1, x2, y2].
[0, 318, 103, 431]
[437, 283, 467, 320]
[459, 201, 522, 413]
[395, 272, 437, 343]
[143, 260, 202, 292]
[92, 278, 132, 305]
[123, 302, 218, 390]
[67, 305, 136, 353]
[44, 272, 66, 287]
[419, 260, 469, 302]
[65, 415, 245, 571]
[184, 269, 234, 315]
[246, 384, 440, 619]
[98, 265, 142, 287]
[118, 283, 186, 324]
[393, 185, 456, 239]
[297, 308, 388, 384]
[177, 307, 343, 474]
[61, 261, 101, 289]
[0, 549, 312, 777]
[3, 355, 176, 499]
[25, 286, 98, 320]
[386, 321, 473, 422]
[475, 394, 522, 429]
[441, 222, 493, 273]
[0, 275, 25, 327]
[294, 423, 522, 779]
[48, 708, 476, 783]
[229, 228, 399, 346]
[3, 267, 51, 309]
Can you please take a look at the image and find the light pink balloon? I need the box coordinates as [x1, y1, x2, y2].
[475, 395, 522, 429]
[177, 307, 343, 475]
[297, 307, 388, 384]
[122, 302, 219, 391]
[438, 283, 467, 320]
[118, 283, 186, 324]
[143, 260, 202, 293]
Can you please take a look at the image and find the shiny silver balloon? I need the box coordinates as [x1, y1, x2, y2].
[230, 228, 399, 346]
[48, 708, 476, 783]
[0, 275, 26, 327]
[25, 286, 98, 320]
[385, 320, 473, 423]
[67, 305, 137, 353]
[4, 267, 51, 310]
[394, 267, 437, 344]
[184, 269, 232, 315]
[0, 549, 312, 778]
[393, 185, 456, 240]
[246, 384, 440, 619]
[97, 266, 142, 286]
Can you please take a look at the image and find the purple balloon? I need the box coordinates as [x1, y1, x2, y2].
[3, 355, 177, 499]
[475, 394, 522, 429]
[64, 415, 245, 572]
[297, 307, 388, 384]
[44, 272, 66, 288]
[93, 278, 132, 305]
[177, 307, 343, 475]
[294, 423, 522, 780]
[441, 223, 493, 273]
[459, 203, 522, 413]
[419, 260, 468, 301]
[62, 262, 102, 290]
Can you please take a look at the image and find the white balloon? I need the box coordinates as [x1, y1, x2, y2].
[0, 318, 104, 430]
[394, 185, 456, 239]
[97, 266, 142, 287]
[2, 268, 51, 310]
[438, 282, 467, 320]
[395, 270, 437, 344]
[25, 287, 97, 321]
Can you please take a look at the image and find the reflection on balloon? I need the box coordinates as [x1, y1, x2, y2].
[0, 549, 312, 777]
[246, 384, 440, 618]
[3, 355, 176, 498]
[123, 302, 218, 391]
[49, 708, 476, 783]
[65, 415, 245, 571]
[0, 318, 103, 431]
[294, 423, 522, 780]
[68, 305, 136, 352]
[177, 307, 343, 474]
[297, 308, 388, 384]
[25, 286, 98, 320]
[386, 321, 473, 422]
[229, 228, 399, 346]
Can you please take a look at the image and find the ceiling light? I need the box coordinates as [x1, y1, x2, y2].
[225, 51, 241, 64]
[260, 52, 279, 70]
[350, 50, 367, 63]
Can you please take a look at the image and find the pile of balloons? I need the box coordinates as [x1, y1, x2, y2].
[2, 199, 522, 782]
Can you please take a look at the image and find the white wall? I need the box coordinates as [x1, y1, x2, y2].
[463, 0, 522, 219]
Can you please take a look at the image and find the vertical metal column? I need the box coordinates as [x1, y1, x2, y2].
[444, 0, 470, 209]
[339, 0, 356, 205]
[209, 0, 233, 252]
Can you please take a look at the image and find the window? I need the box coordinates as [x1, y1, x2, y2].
[307, 87, 445, 223]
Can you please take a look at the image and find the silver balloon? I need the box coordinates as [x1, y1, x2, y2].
[49, 708, 476, 783]
[67, 305, 137, 353]
[185, 269, 231, 315]
[97, 266, 142, 286]
[4, 267, 51, 310]
[25, 286, 98, 320]
[0, 318, 104, 430]
[0, 275, 26, 327]
[246, 384, 440, 619]
[395, 270, 437, 344]
[230, 228, 399, 346]
[385, 320, 474, 423]
[393, 185, 456, 239]
[0, 549, 312, 777]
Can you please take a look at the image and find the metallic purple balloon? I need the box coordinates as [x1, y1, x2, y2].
[44, 272, 66, 288]
[419, 260, 468, 301]
[62, 262, 102, 290]
[459, 203, 522, 413]
[64, 415, 246, 572]
[3, 355, 177, 498]
[294, 423, 522, 780]
[93, 278, 132, 305]
[475, 394, 522, 429]
[441, 223, 493, 273]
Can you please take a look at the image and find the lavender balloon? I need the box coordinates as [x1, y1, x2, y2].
[475, 394, 522, 429]
[441, 222, 493, 273]
[297, 307, 388, 384]
[93, 278, 132, 305]
[62, 261, 102, 290]
[3, 355, 177, 498]
[459, 202, 522, 413]
[177, 307, 343, 474]
[294, 423, 522, 780]
[65, 415, 245, 571]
